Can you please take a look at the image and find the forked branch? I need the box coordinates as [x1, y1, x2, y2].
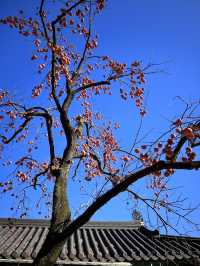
[33, 167, 50, 189]
[0, 118, 31, 144]
[25, 110, 55, 165]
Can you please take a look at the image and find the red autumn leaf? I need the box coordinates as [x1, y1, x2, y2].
[183, 127, 195, 140]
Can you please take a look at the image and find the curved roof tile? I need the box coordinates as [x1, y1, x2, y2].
[0, 218, 199, 265]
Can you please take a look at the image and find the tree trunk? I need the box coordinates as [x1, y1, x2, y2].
[32, 234, 66, 266]
[33, 167, 71, 266]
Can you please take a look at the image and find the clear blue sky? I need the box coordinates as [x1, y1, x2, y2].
[0, 1, 200, 235]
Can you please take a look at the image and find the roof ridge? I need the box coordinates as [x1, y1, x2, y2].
[0, 218, 143, 228]
[0, 218, 50, 227]
[159, 234, 200, 240]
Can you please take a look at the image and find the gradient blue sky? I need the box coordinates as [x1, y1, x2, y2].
[0, 1, 200, 235]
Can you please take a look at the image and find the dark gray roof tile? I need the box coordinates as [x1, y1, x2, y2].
[12, 227, 36, 259]
[0, 218, 199, 265]
[92, 228, 113, 261]
[100, 229, 123, 261]
[32, 227, 48, 258]
[1, 227, 23, 257]
[21, 227, 42, 258]
[88, 228, 103, 260]
[6, 227, 30, 258]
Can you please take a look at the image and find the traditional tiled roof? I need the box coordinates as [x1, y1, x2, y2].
[0, 218, 200, 265]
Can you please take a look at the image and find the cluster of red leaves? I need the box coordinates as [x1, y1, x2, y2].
[183, 146, 196, 161]
[164, 133, 176, 160]
[73, 59, 148, 180]
[32, 84, 44, 98]
[173, 118, 199, 161]
[16, 171, 29, 182]
[51, 43, 71, 76]
[15, 157, 38, 182]
[85, 156, 101, 180]
[0, 15, 41, 38]
[101, 127, 119, 164]
[130, 62, 146, 116]
[74, 122, 120, 181]
[104, 59, 147, 116]
[57, 1, 104, 34]
[109, 60, 126, 76]
[173, 118, 198, 141]
[140, 116, 200, 198]
[76, 56, 147, 118]
[182, 127, 196, 140]
[87, 39, 98, 50]
[0, 93, 19, 131]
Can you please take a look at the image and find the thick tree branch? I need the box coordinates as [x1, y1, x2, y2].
[73, 70, 143, 95]
[72, 3, 92, 81]
[171, 136, 187, 161]
[39, 0, 62, 113]
[45, 116, 55, 165]
[55, 159, 200, 243]
[74, 80, 111, 94]
[49, 3, 80, 157]
[51, 27, 63, 113]
[192, 141, 200, 148]
[25, 110, 55, 165]
[62, 91, 74, 113]
[39, 0, 50, 42]
[62, 130, 74, 163]
[62, 1, 92, 112]
[0, 118, 31, 144]
[51, 0, 89, 111]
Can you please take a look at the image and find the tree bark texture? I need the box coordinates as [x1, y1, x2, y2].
[33, 168, 71, 266]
